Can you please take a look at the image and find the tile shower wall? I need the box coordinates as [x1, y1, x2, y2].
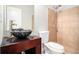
[48, 8, 57, 42]
[57, 6, 79, 53]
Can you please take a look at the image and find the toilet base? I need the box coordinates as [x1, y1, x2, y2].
[43, 42, 64, 54]
[44, 47, 64, 54]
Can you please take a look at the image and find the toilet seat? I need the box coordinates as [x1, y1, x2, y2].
[44, 42, 64, 53]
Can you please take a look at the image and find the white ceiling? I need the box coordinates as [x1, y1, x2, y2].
[48, 5, 79, 11]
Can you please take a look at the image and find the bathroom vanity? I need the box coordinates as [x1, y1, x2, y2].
[0, 36, 41, 54]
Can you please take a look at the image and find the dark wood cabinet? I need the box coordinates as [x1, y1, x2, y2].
[0, 36, 41, 54]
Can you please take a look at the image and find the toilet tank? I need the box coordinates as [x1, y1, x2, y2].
[38, 31, 49, 43]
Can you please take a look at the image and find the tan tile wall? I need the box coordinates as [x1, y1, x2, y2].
[48, 8, 57, 42]
[57, 7, 79, 53]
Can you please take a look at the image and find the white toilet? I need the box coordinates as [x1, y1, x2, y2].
[38, 31, 64, 54]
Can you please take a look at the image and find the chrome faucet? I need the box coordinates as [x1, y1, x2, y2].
[10, 20, 17, 30]
[10, 20, 17, 36]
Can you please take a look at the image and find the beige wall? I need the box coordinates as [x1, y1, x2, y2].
[57, 7, 79, 53]
[34, 5, 48, 35]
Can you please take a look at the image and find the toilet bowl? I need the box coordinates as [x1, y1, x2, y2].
[38, 31, 64, 54]
[44, 42, 64, 54]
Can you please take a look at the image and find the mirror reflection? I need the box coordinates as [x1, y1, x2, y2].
[4, 5, 34, 37]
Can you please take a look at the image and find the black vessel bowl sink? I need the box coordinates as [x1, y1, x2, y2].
[11, 29, 32, 40]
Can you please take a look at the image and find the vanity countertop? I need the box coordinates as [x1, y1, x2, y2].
[0, 36, 41, 47]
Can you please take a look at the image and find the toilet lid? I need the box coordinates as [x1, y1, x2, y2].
[44, 42, 64, 53]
